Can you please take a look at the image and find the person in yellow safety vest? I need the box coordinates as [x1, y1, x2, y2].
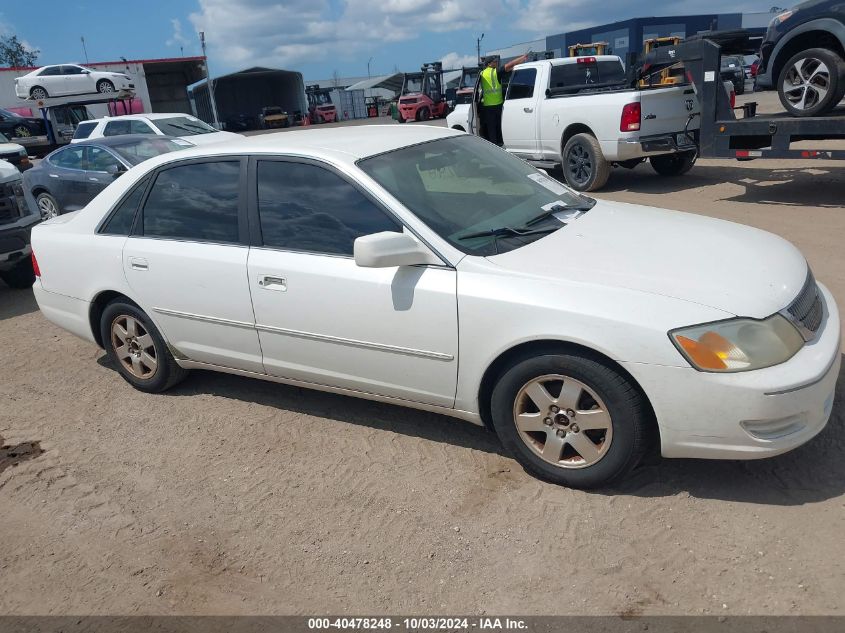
[478, 52, 531, 146]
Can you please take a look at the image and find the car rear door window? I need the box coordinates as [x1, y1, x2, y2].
[49, 146, 86, 170]
[38, 66, 61, 77]
[103, 120, 131, 136]
[256, 160, 400, 256]
[73, 121, 97, 140]
[130, 120, 156, 135]
[86, 146, 122, 172]
[506, 68, 537, 100]
[100, 177, 149, 235]
[142, 161, 240, 243]
[61, 65, 85, 75]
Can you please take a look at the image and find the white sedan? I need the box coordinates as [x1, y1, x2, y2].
[72, 113, 241, 147]
[15, 64, 133, 100]
[30, 126, 840, 488]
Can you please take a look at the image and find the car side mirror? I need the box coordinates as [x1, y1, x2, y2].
[354, 231, 441, 268]
[82, 70, 91, 75]
[107, 163, 127, 179]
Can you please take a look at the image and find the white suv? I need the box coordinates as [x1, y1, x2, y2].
[72, 113, 241, 146]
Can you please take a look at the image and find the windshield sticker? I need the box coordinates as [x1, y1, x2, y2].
[527, 172, 570, 195]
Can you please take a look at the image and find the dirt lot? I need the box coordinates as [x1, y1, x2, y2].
[2, 99, 844, 615]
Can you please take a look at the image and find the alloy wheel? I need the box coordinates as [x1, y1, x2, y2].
[567, 144, 593, 185]
[512, 374, 613, 469]
[36, 195, 58, 220]
[782, 57, 830, 111]
[31, 88, 48, 100]
[111, 315, 158, 379]
[99, 82, 115, 94]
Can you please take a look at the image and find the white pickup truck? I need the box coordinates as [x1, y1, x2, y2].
[446, 55, 702, 191]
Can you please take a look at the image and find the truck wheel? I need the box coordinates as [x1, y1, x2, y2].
[0, 258, 36, 289]
[562, 133, 610, 192]
[397, 115, 406, 124]
[650, 151, 696, 177]
[777, 48, 845, 117]
[416, 106, 430, 122]
[489, 351, 651, 489]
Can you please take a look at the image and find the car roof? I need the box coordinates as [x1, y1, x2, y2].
[135, 125, 463, 167]
[73, 134, 187, 148]
[88, 112, 203, 124]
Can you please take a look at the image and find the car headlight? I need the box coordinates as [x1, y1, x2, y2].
[669, 314, 804, 372]
[771, 10, 793, 25]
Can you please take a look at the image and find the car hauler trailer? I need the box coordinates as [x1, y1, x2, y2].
[639, 31, 845, 160]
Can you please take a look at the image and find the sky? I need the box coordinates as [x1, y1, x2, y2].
[1, 0, 766, 80]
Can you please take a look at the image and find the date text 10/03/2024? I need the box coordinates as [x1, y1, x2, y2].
[307, 617, 528, 630]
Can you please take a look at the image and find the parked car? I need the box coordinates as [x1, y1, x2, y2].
[0, 159, 38, 288]
[721, 55, 746, 95]
[447, 55, 701, 191]
[0, 132, 32, 172]
[24, 135, 193, 219]
[0, 107, 46, 142]
[15, 64, 134, 101]
[72, 113, 242, 146]
[755, 0, 845, 116]
[259, 106, 291, 129]
[30, 127, 840, 489]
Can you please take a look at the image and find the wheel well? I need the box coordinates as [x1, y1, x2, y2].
[560, 123, 596, 155]
[89, 291, 133, 348]
[476, 340, 658, 436]
[31, 186, 49, 198]
[29, 85, 45, 95]
[773, 31, 845, 81]
[452, 125, 466, 132]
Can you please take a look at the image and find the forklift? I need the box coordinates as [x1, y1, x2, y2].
[639, 36, 686, 87]
[396, 62, 448, 123]
[446, 65, 482, 110]
[305, 84, 337, 124]
[568, 42, 610, 57]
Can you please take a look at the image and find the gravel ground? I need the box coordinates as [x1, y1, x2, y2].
[1, 93, 843, 615]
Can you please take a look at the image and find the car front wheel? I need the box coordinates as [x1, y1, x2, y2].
[777, 47, 845, 117]
[97, 80, 116, 94]
[35, 192, 60, 220]
[100, 300, 188, 393]
[490, 351, 651, 488]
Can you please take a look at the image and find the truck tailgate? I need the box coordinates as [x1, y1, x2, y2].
[638, 86, 700, 137]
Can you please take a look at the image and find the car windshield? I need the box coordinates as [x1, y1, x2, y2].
[109, 137, 191, 165]
[358, 135, 589, 256]
[0, 132, 10, 143]
[153, 116, 219, 136]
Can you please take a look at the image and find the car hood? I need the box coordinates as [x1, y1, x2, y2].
[486, 200, 807, 319]
[0, 160, 19, 180]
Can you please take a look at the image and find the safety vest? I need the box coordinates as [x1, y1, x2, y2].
[480, 67, 503, 107]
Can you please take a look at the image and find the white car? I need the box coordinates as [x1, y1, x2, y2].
[72, 113, 241, 146]
[30, 126, 840, 488]
[15, 64, 134, 100]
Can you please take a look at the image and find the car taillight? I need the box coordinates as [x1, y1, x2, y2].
[576, 56, 597, 64]
[32, 251, 40, 277]
[620, 102, 641, 132]
[729, 88, 736, 109]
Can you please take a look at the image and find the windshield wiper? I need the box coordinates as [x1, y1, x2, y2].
[522, 200, 596, 228]
[457, 226, 559, 241]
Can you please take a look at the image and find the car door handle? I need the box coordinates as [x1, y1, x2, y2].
[523, 107, 534, 113]
[88, 177, 101, 182]
[49, 174, 59, 178]
[258, 275, 286, 291]
[129, 257, 148, 271]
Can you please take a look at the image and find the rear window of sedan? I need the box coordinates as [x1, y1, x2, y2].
[73, 121, 97, 140]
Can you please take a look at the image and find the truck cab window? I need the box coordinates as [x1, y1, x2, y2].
[506, 69, 537, 100]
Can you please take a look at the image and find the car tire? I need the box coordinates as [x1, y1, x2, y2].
[735, 80, 745, 95]
[35, 192, 61, 220]
[562, 133, 610, 192]
[0, 258, 36, 289]
[13, 124, 33, 138]
[29, 86, 49, 100]
[97, 80, 116, 94]
[100, 299, 189, 393]
[490, 351, 651, 489]
[650, 150, 696, 177]
[777, 48, 845, 117]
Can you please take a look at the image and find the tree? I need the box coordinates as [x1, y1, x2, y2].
[0, 35, 39, 68]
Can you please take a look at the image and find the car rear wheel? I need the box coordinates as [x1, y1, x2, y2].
[13, 125, 32, 138]
[29, 86, 49, 100]
[650, 150, 696, 177]
[100, 300, 188, 393]
[490, 351, 651, 488]
[777, 48, 845, 117]
[35, 192, 60, 220]
[562, 133, 610, 192]
[97, 80, 116, 94]
[0, 258, 36, 289]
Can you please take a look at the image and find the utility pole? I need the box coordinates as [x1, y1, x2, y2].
[81, 36, 89, 65]
[476, 33, 484, 64]
[368, 56, 373, 78]
[199, 31, 220, 128]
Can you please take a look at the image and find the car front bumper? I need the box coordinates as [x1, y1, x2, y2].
[622, 283, 841, 460]
[0, 213, 39, 271]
